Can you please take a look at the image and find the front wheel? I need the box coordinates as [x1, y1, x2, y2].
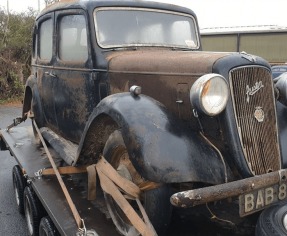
[102, 130, 172, 236]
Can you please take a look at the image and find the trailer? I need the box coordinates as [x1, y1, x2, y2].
[0, 118, 178, 236]
[0, 125, 120, 236]
[0, 121, 262, 236]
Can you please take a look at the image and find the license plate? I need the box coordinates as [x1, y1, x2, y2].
[239, 183, 287, 217]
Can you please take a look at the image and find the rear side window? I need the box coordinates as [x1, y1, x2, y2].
[39, 18, 53, 60]
[59, 14, 88, 61]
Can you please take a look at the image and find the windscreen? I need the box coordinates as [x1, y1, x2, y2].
[94, 8, 199, 49]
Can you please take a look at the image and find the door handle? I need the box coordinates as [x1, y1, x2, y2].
[45, 72, 57, 78]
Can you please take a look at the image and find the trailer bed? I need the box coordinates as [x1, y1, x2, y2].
[0, 126, 119, 236]
[0, 126, 259, 236]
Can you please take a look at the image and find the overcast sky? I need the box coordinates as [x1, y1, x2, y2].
[0, 0, 286, 29]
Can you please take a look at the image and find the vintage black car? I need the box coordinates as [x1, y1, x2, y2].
[21, 0, 287, 235]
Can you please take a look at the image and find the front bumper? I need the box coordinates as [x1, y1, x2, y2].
[170, 168, 287, 208]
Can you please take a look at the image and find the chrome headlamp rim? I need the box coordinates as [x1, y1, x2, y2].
[190, 73, 229, 116]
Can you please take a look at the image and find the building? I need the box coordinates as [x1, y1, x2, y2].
[201, 25, 287, 65]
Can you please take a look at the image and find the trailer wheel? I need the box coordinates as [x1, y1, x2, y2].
[103, 130, 172, 236]
[255, 202, 287, 236]
[12, 165, 27, 214]
[24, 186, 44, 236]
[39, 216, 59, 236]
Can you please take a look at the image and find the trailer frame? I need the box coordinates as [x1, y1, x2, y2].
[0, 126, 119, 236]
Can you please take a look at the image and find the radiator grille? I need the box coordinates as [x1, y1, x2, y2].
[229, 66, 281, 175]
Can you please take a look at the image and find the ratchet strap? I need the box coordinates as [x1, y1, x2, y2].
[87, 156, 158, 236]
[40, 166, 87, 175]
[31, 113, 159, 235]
[6, 117, 25, 132]
[32, 119, 85, 233]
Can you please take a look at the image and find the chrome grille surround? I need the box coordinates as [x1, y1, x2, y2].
[229, 66, 281, 175]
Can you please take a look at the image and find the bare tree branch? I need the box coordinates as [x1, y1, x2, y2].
[2, 0, 10, 47]
[44, 0, 60, 6]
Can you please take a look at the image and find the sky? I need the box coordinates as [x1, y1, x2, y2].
[0, 0, 286, 29]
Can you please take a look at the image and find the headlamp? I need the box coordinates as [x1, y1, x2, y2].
[190, 74, 229, 116]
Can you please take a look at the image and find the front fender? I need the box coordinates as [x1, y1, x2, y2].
[77, 93, 228, 184]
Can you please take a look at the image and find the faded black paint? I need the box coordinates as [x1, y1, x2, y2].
[21, 0, 284, 213]
[77, 93, 229, 184]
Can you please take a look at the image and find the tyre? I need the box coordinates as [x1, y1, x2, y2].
[24, 186, 45, 236]
[256, 202, 287, 236]
[32, 120, 40, 143]
[103, 130, 172, 236]
[12, 165, 27, 214]
[30, 99, 42, 145]
[39, 216, 59, 236]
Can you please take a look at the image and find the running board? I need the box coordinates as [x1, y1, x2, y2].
[40, 127, 78, 166]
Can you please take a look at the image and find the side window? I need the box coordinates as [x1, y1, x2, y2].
[59, 14, 88, 61]
[39, 18, 53, 60]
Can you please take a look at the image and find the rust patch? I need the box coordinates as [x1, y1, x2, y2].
[201, 79, 211, 97]
[78, 115, 118, 166]
[107, 50, 230, 75]
[170, 169, 287, 208]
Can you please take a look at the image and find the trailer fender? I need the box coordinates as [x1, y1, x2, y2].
[76, 93, 227, 184]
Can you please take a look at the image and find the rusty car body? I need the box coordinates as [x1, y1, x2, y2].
[21, 0, 287, 234]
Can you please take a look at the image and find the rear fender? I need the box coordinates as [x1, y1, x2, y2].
[22, 76, 34, 119]
[76, 93, 227, 184]
[22, 75, 44, 126]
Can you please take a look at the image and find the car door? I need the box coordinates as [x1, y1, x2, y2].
[36, 13, 58, 129]
[53, 10, 95, 143]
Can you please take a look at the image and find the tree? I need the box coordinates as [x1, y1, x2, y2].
[0, 7, 37, 101]
[44, 0, 60, 6]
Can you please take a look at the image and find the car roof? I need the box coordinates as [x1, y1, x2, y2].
[38, 0, 196, 19]
[271, 65, 287, 78]
[272, 65, 287, 70]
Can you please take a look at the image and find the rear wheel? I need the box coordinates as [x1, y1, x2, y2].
[103, 130, 172, 236]
[12, 165, 27, 214]
[30, 98, 42, 145]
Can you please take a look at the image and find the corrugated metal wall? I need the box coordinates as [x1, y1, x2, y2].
[201, 35, 238, 52]
[201, 32, 287, 64]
